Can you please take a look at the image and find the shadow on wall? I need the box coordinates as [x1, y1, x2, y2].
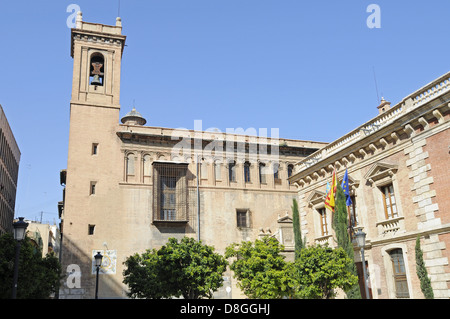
[58, 235, 126, 299]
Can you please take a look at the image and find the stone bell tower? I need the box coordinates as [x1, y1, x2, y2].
[61, 12, 127, 298]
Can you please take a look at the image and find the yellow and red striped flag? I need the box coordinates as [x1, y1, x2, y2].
[325, 168, 337, 212]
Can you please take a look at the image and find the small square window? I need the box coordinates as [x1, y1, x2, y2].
[237, 209, 250, 228]
[88, 224, 95, 235]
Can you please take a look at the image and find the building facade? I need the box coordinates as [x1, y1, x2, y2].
[0, 104, 20, 235]
[290, 73, 450, 298]
[59, 14, 326, 299]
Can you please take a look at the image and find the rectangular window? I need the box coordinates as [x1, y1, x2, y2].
[349, 195, 358, 227]
[318, 207, 328, 236]
[160, 176, 177, 220]
[200, 162, 208, 179]
[237, 209, 249, 228]
[90, 182, 96, 195]
[390, 249, 410, 298]
[88, 225, 95, 235]
[214, 163, 221, 180]
[92, 143, 98, 155]
[152, 163, 189, 223]
[259, 163, 266, 184]
[381, 184, 398, 219]
[244, 162, 251, 183]
[229, 162, 236, 182]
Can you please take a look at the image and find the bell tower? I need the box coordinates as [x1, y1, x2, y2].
[70, 12, 126, 108]
[61, 12, 128, 298]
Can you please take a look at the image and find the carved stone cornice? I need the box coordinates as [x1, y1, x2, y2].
[71, 28, 126, 57]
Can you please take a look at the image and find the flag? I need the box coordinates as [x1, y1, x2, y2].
[341, 169, 352, 207]
[325, 168, 337, 212]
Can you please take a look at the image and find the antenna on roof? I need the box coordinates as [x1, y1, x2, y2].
[372, 66, 380, 104]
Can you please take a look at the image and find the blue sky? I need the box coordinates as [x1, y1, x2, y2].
[1, 1, 450, 224]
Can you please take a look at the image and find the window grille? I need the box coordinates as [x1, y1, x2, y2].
[152, 162, 189, 223]
[236, 209, 250, 228]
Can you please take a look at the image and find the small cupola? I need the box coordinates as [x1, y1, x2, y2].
[377, 97, 391, 114]
[121, 107, 147, 126]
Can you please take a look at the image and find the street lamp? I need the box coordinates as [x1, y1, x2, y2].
[11, 217, 29, 299]
[94, 252, 103, 299]
[355, 228, 370, 299]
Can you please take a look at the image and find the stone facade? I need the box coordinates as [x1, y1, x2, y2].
[290, 74, 450, 298]
[58, 15, 326, 299]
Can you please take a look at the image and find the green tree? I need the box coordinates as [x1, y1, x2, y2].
[415, 236, 434, 299]
[123, 237, 228, 299]
[225, 236, 296, 299]
[292, 198, 304, 260]
[332, 183, 361, 299]
[294, 245, 359, 299]
[0, 233, 61, 299]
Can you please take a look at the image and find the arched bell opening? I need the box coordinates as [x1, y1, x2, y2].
[89, 53, 105, 86]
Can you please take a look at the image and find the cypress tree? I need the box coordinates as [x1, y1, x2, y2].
[332, 183, 361, 299]
[292, 198, 304, 260]
[415, 236, 434, 299]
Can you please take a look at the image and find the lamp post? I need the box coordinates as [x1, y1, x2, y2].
[355, 229, 370, 299]
[94, 252, 103, 299]
[11, 217, 29, 299]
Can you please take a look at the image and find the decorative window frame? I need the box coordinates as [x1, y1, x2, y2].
[364, 162, 405, 236]
[381, 243, 414, 299]
[307, 190, 333, 245]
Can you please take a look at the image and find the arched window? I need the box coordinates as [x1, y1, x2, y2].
[259, 162, 267, 184]
[214, 161, 221, 180]
[228, 161, 236, 182]
[273, 162, 281, 184]
[143, 154, 151, 183]
[244, 161, 251, 183]
[287, 164, 294, 184]
[89, 53, 105, 86]
[126, 153, 135, 182]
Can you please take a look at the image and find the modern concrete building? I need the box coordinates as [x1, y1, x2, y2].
[0, 104, 20, 235]
[58, 14, 326, 299]
[290, 73, 450, 298]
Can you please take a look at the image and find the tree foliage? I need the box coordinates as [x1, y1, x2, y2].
[415, 236, 434, 299]
[0, 233, 61, 299]
[294, 245, 359, 299]
[332, 183, 362, 299]
[123, 237, 228, 299]
[292, 199, 304, 260]
[225, 236, 296, 299]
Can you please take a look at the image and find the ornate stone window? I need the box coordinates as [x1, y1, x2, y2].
[382, 244, 412, 298]
[307, 190, 332, 245]
[365, 162, 404, 235]
[389, 248, 410, 298]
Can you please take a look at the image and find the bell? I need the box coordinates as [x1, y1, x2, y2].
[91, 74, 102, 86]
